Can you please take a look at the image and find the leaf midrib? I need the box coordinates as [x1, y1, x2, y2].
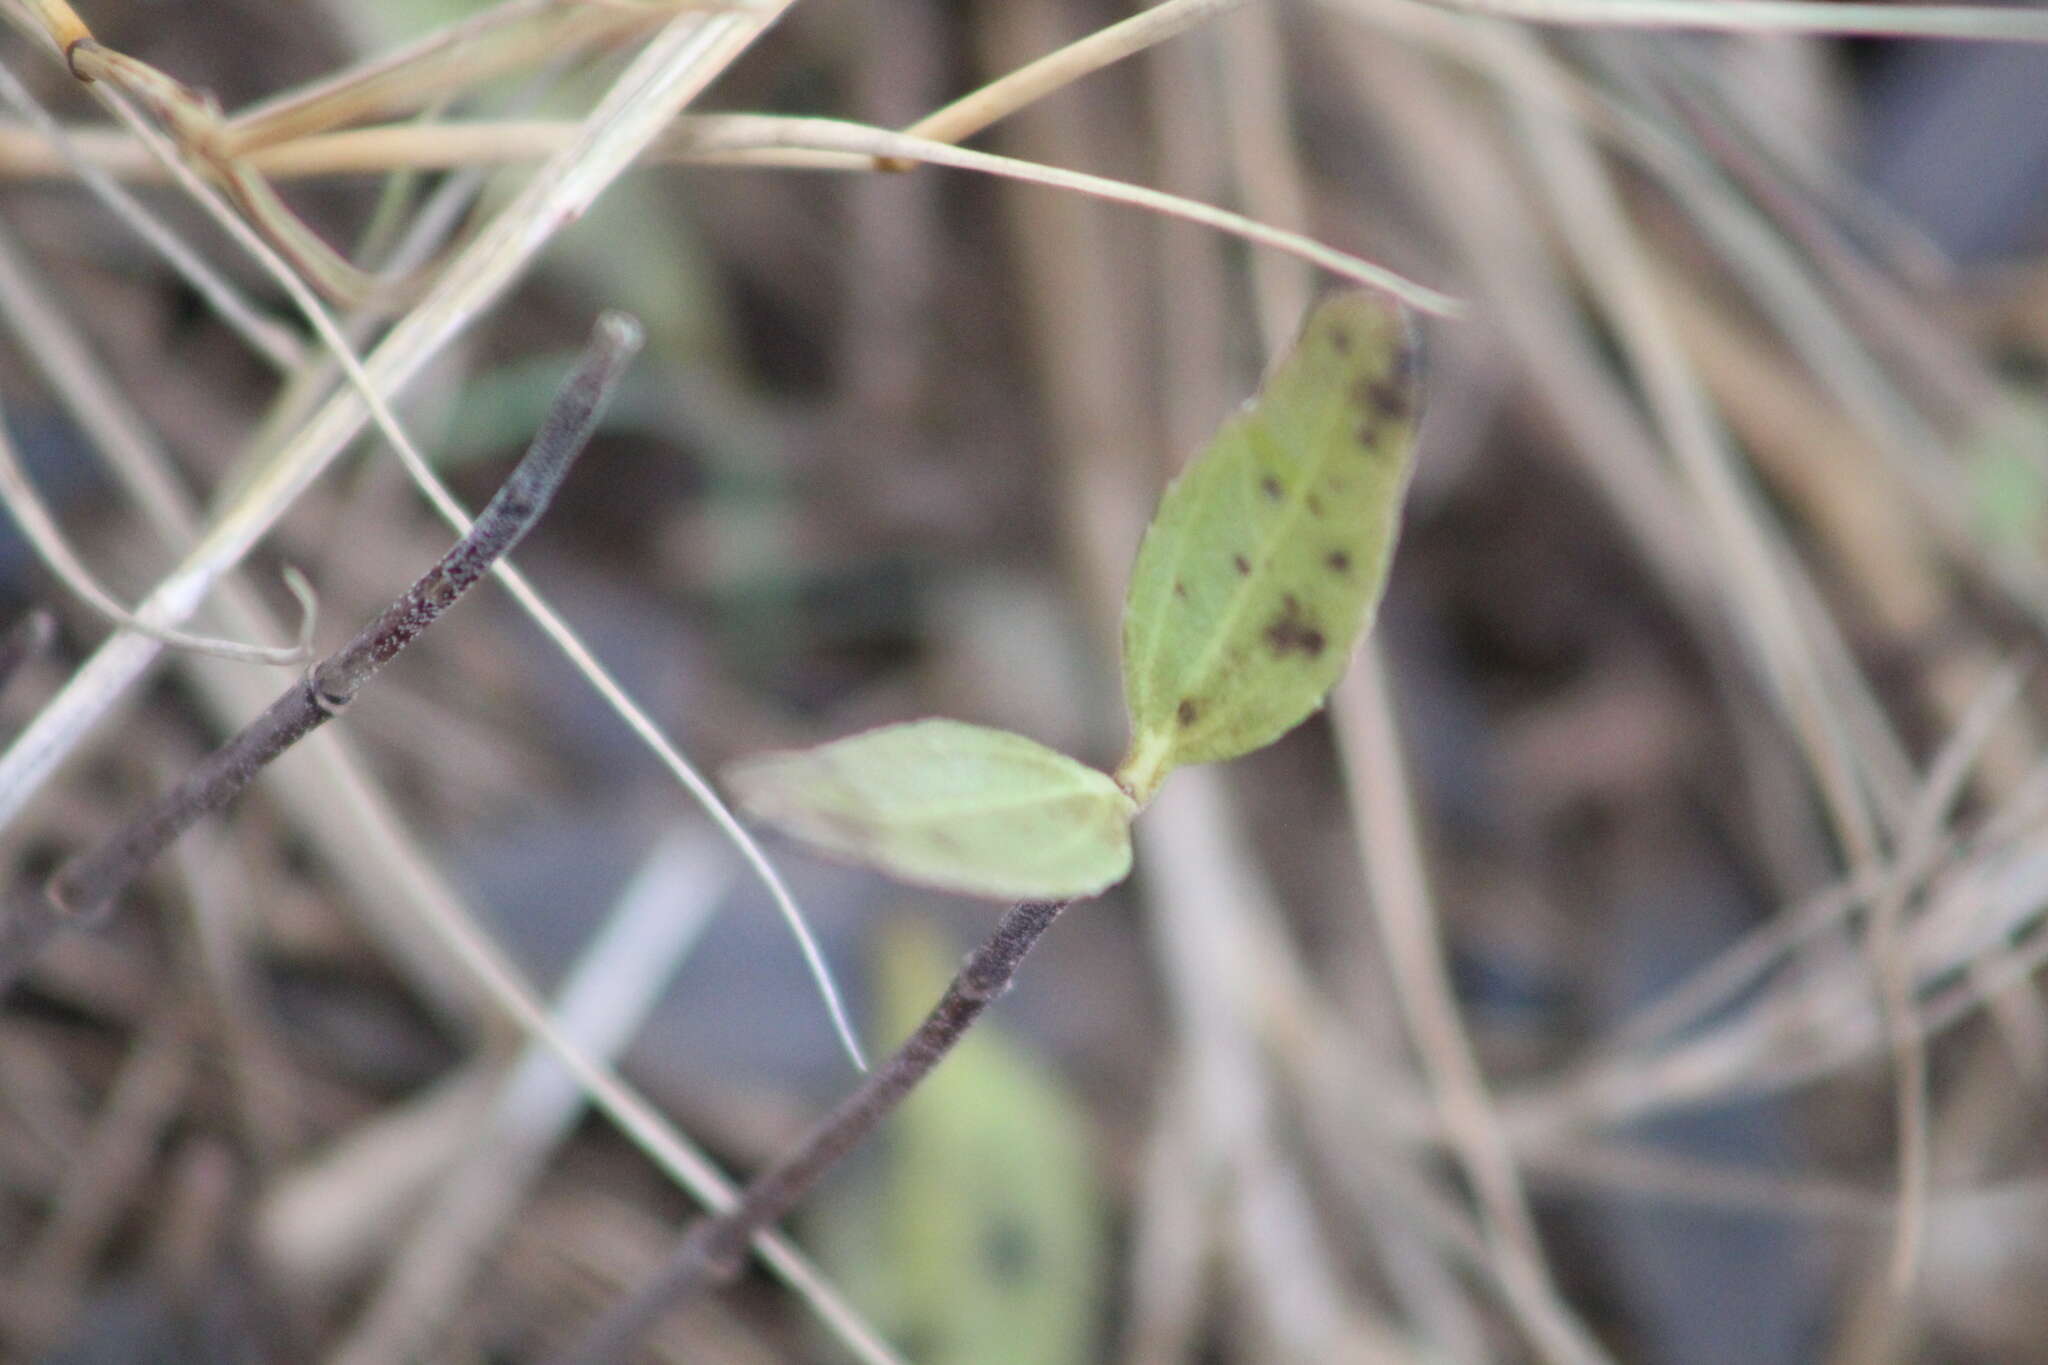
[862, 774, 1127, 827]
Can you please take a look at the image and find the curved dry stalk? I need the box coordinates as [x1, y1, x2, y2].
[663, 115, 1462, 315]
[0, 110, 1463, 318]
[217, 0, 664, 158]
[1514, 670, 2031, 1149]
[0, 57, 303, 368]
[1416, 0, 2048, 40]
[0, 107, 1460, 316]
[6, 0, 695, 309]
[0, 19, 917, 1338]
[0, 7, 882, 1076]
[0, 402, 315, 665]
[0, 300, 900, 1359]
[328, 833, 722, 1365]
[1858, 666, 2020, 1296]
[1335, 656, 1606, 1365]
[83, 25, 867, 1071]
[1489, 30, 1883, 870]
[887, 0, 1251, 165]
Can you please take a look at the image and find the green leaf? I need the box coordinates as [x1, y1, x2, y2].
[808, 917, 1107, 1365]
[1117, 291, 1421, 803]
[1965, 392, 2048, 552]
[727, 719, 1136, 900]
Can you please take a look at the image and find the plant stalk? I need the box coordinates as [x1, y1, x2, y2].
[556, 895, 1074, 1364]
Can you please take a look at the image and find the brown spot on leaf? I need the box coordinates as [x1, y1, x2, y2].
[1350, 368, 1411, 424]
[1173, 579, 1188, 599]
[1264, 594, 1327, 658]
[1329, 325, 1353, 354]
[1233, 554, 1251, 576]
[1261, 475, 1284, 501]
[1326, 549, 1351, 574]
[1354, 420, 1377, 447]
[1367, 379, 1409, 420]
[1177, 698, 1199, 727]
[1306, 494, 1325, 517]
[1389, 336, 1418, 383]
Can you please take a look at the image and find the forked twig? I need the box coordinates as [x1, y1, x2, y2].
[0, 312, 642, 994]
[555, 896, 1074, 1365]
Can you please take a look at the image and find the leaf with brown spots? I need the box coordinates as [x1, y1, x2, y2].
[728, 719, 1136, 900]
[1117, 291, 1421, 803]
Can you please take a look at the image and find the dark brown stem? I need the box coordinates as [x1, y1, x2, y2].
[556, 896, 1075, 1365]
[0, 311, 641, 993]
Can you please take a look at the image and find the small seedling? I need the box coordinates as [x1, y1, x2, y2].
[565, 289, 1423, 1364]
[727, 289, 1420, 895]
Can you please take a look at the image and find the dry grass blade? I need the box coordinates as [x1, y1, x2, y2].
[1863, 665, 2023, 1298]
[1492, 29, 1885, 870]
[0, 400, 313, 664]
[0, 10, 900, 1350]
[1136, 774, 1420, 1364]
[1335, 657, 1610, 1365]
[1575, 61, 2048, 623]
[893, 0, 1251, 160]
[331, 832, 734, 1365]
[0, 13, 751, 824]
[0, 111, 1459, 316]
[663, 115, 1463, 315]
[1518, 670, 2034, 1142]
[215, 0, 663, 157]
[1418, 0, 2048, 41]
[0, 56, 304, 367]
[0, 6, 874, 1078]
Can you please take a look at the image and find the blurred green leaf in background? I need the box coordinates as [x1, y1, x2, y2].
[811, 917, 1108, 1365]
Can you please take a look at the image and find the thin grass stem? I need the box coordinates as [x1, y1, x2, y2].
[1418, 0, 2048, 40]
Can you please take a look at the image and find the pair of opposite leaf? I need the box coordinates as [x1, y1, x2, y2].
[728, 291, 1421, 901]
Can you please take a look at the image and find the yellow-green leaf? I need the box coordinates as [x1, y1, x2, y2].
[727, 719, 1136, 900]
[1117, 291, 1421, 804]
[809, 917, 1106, 1365]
